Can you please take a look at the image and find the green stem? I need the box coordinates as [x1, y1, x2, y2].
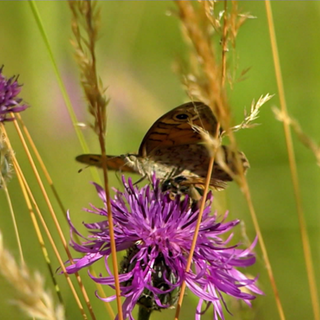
[138, 306, 152, 320]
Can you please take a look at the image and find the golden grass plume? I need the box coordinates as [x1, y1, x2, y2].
[69, 0, 109, 136]
[0, 232, 65, 320]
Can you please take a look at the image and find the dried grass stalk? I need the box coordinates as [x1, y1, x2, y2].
[175, 0, 254, 130]
[69, 0, 109, 135]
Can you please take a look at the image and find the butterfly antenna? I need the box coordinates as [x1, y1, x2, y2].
[115, 170, 122, 184]
[77, 165, 90, 173]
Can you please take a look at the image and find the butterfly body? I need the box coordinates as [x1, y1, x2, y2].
[76, 101, 248, 198]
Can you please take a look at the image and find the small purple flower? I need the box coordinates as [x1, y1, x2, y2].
[66, 176, 262, 320]
[0, 66, 28, 122]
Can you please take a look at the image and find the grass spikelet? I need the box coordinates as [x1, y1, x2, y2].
[229, 93, 274, 133]
[228, 2, 256, 47]
[175, 1, 226, 120]
[273, 107, 320, 166]
[69, 0, 109, 135]
[0, 232, 65, 320]
[175, 0, 254, 130]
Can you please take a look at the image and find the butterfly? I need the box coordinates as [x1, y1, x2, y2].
[76, 101, 249, 198]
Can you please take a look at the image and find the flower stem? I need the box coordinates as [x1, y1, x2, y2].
[138, 306, 152, 320]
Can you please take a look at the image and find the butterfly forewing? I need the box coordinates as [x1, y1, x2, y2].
[138, 101, 219, 157]
[75, 154, 136, 172]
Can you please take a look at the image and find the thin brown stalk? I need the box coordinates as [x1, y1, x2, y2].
[15, 110, 112, 315]
[11, 115, 94, 319]
[11, 154, 87, 319]
[241, 180, 284, 318]
[174, 157, 215, 320]
[4, 125, 83, 316]
[16, 165, 65, 306]
[265, 2, 320, 319]
[221, 0, 228, 87]
[174, 119, 220, 320]
[68, 2, 123, 319]
[0, 127, 24, 262]
[1, 124, 64, 305]
[15, 114, 67, 216]
[0, 181, 24, 260]
[175, 3, 229, 316]
[175, 2, 285, 319]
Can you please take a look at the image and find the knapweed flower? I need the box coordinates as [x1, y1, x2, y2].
[0, 66, 28, 122]
[66, 176, 262, 320]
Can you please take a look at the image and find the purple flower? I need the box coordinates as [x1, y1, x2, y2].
[66, 176, 262, 320]
[0, 66, 28, 122]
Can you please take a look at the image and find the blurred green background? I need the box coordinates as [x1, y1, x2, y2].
[0, 1, 320, 319]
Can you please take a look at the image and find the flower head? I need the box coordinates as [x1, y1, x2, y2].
[66, 176, 262, 319]
[0, 66, 28, 122]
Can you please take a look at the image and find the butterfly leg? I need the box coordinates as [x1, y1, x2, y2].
[133, 175, 147, 185]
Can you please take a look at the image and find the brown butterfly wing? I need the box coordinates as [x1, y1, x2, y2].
[75, 154, 136, 173]
[152, 144, 249, 189]
[75, 101, 248, 187]
[138, 101, 219, 157]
